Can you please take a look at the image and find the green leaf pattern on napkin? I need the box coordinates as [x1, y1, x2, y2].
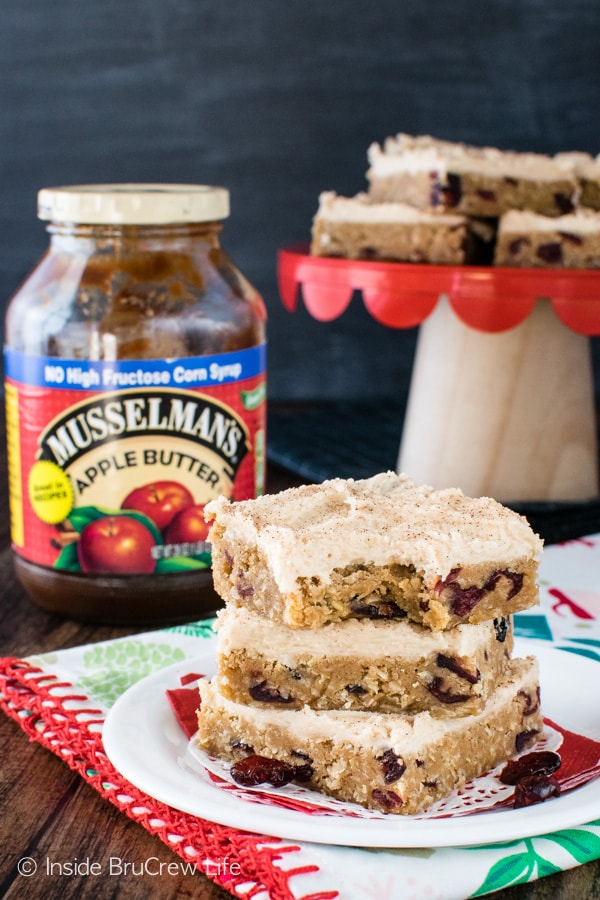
[79, 641, 186, 707]
[165, 620, 217, 639]
[556, 638, 600, 663]
[471, 826, 600, 895]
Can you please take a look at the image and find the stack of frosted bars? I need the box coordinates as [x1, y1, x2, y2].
[197, 472, 544, 815]
[310, 133, 600, 268]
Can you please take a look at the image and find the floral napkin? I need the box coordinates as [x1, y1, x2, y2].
[2, 535, 600, 900]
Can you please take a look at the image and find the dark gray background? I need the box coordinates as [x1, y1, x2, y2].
[1, 1, 599, 401]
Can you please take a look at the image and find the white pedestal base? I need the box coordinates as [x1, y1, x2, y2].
[398, 297, 599, 502]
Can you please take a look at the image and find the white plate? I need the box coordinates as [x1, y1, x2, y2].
[103, 638, 600, 848]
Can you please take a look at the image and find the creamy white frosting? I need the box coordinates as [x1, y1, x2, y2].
[554, 151, 600, 180]
[206, 472, 543, 592]
[199, 656, 538, 750]
[314, 191, 465, 225]
[499, 208, 600, 234]
[367, 133, 572, 182]
[217, 605, 503, 664]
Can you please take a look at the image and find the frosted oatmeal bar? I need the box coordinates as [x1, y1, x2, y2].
[554, 151, 600, 211]
[366, 133, 577, 217]
[576, 156, 600, 211]
[197, 656, 543, 816]
[205, 472, 543, 631]
[216, 606, 513, 716]
[494, 208, 600, 268]
[309, 191, 494, 264]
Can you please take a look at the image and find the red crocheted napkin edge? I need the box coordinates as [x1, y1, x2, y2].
[0, 656, 337, 900]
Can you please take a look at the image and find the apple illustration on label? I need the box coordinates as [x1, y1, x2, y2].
[121, 481, 195, 532]
[78, 516, 156, 574]
[165, 504, 211, 544]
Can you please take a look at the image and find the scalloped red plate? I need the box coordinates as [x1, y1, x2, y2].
[278, 246, 600, 334]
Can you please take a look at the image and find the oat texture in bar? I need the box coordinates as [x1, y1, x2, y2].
[215, 606, 514, 716]
[197, 656, 543, 816]
[205, 472, 543, 631]
[366, 133, 577, 218]
[309, 191, 493, 264]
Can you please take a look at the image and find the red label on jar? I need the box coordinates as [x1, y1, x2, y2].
[4, 347, 266, 576]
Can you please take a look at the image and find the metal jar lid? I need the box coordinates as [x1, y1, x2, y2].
[37, 183, 230, 225]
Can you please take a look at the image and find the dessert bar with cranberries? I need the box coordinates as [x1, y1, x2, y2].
[215, 605, 514, 716]
[494, 208, 600, 268]
[197, 656, 542, 816]
[310, 190, 495, 264]
[366, 133, 578, 218]
[205, 472, 543, 631]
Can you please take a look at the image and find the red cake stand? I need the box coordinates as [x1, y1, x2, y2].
[278, 246, 600, 502]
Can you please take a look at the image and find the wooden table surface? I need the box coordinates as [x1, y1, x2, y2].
[1, 454, 599, 900]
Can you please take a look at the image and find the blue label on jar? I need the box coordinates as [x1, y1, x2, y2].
[4, 344, 266, 390]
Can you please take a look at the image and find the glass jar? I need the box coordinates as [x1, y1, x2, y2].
[4, 184, 267, 624]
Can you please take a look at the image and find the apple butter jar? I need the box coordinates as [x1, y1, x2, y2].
[4, 184, 267, 624]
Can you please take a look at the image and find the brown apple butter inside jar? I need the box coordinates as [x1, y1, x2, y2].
[4, 184, 267, 624]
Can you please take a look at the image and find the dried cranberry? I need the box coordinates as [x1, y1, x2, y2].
[360, 246, 378, 260]
[433, 570, 452, 596]
[500, 750, 561, 785]
[290, 752, 313, 780]
[513, 774, 561, 808]
[377, 601, 406, 618]
[448, 585, 484, 617]
[433, 569, 479, 616]
[377, 749, 406, 784]
[236, 580, 254, 598]
[427, 677, 471, 704]
[442, 173, 462, 207]
[494, 617, 509, 643]
[292, 750, 314, 781]
[558, 230, 583, 245]
[350, 599, 407, 620]
[435, 568, 523, 617]
[231, 755, 297, 787]
[509, 237, 527, 255]
[484, 570, 523, 600]
[291, 749, 312, 761]
[345, 683, 368, 695]
[476, 188, 497, 202]
[436, 654, 480, 684]
[554, 191, 575, 214]
[372, 788, 404, 811]
[229, 739, 254, 757]
[536, 242, 563, 264]
[249, 681, 294, 704]
[504, 572, 524, 600]
[429, 172, 443, 206]
[518, 688, 540, 716]
[515, 729, 540, 753]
